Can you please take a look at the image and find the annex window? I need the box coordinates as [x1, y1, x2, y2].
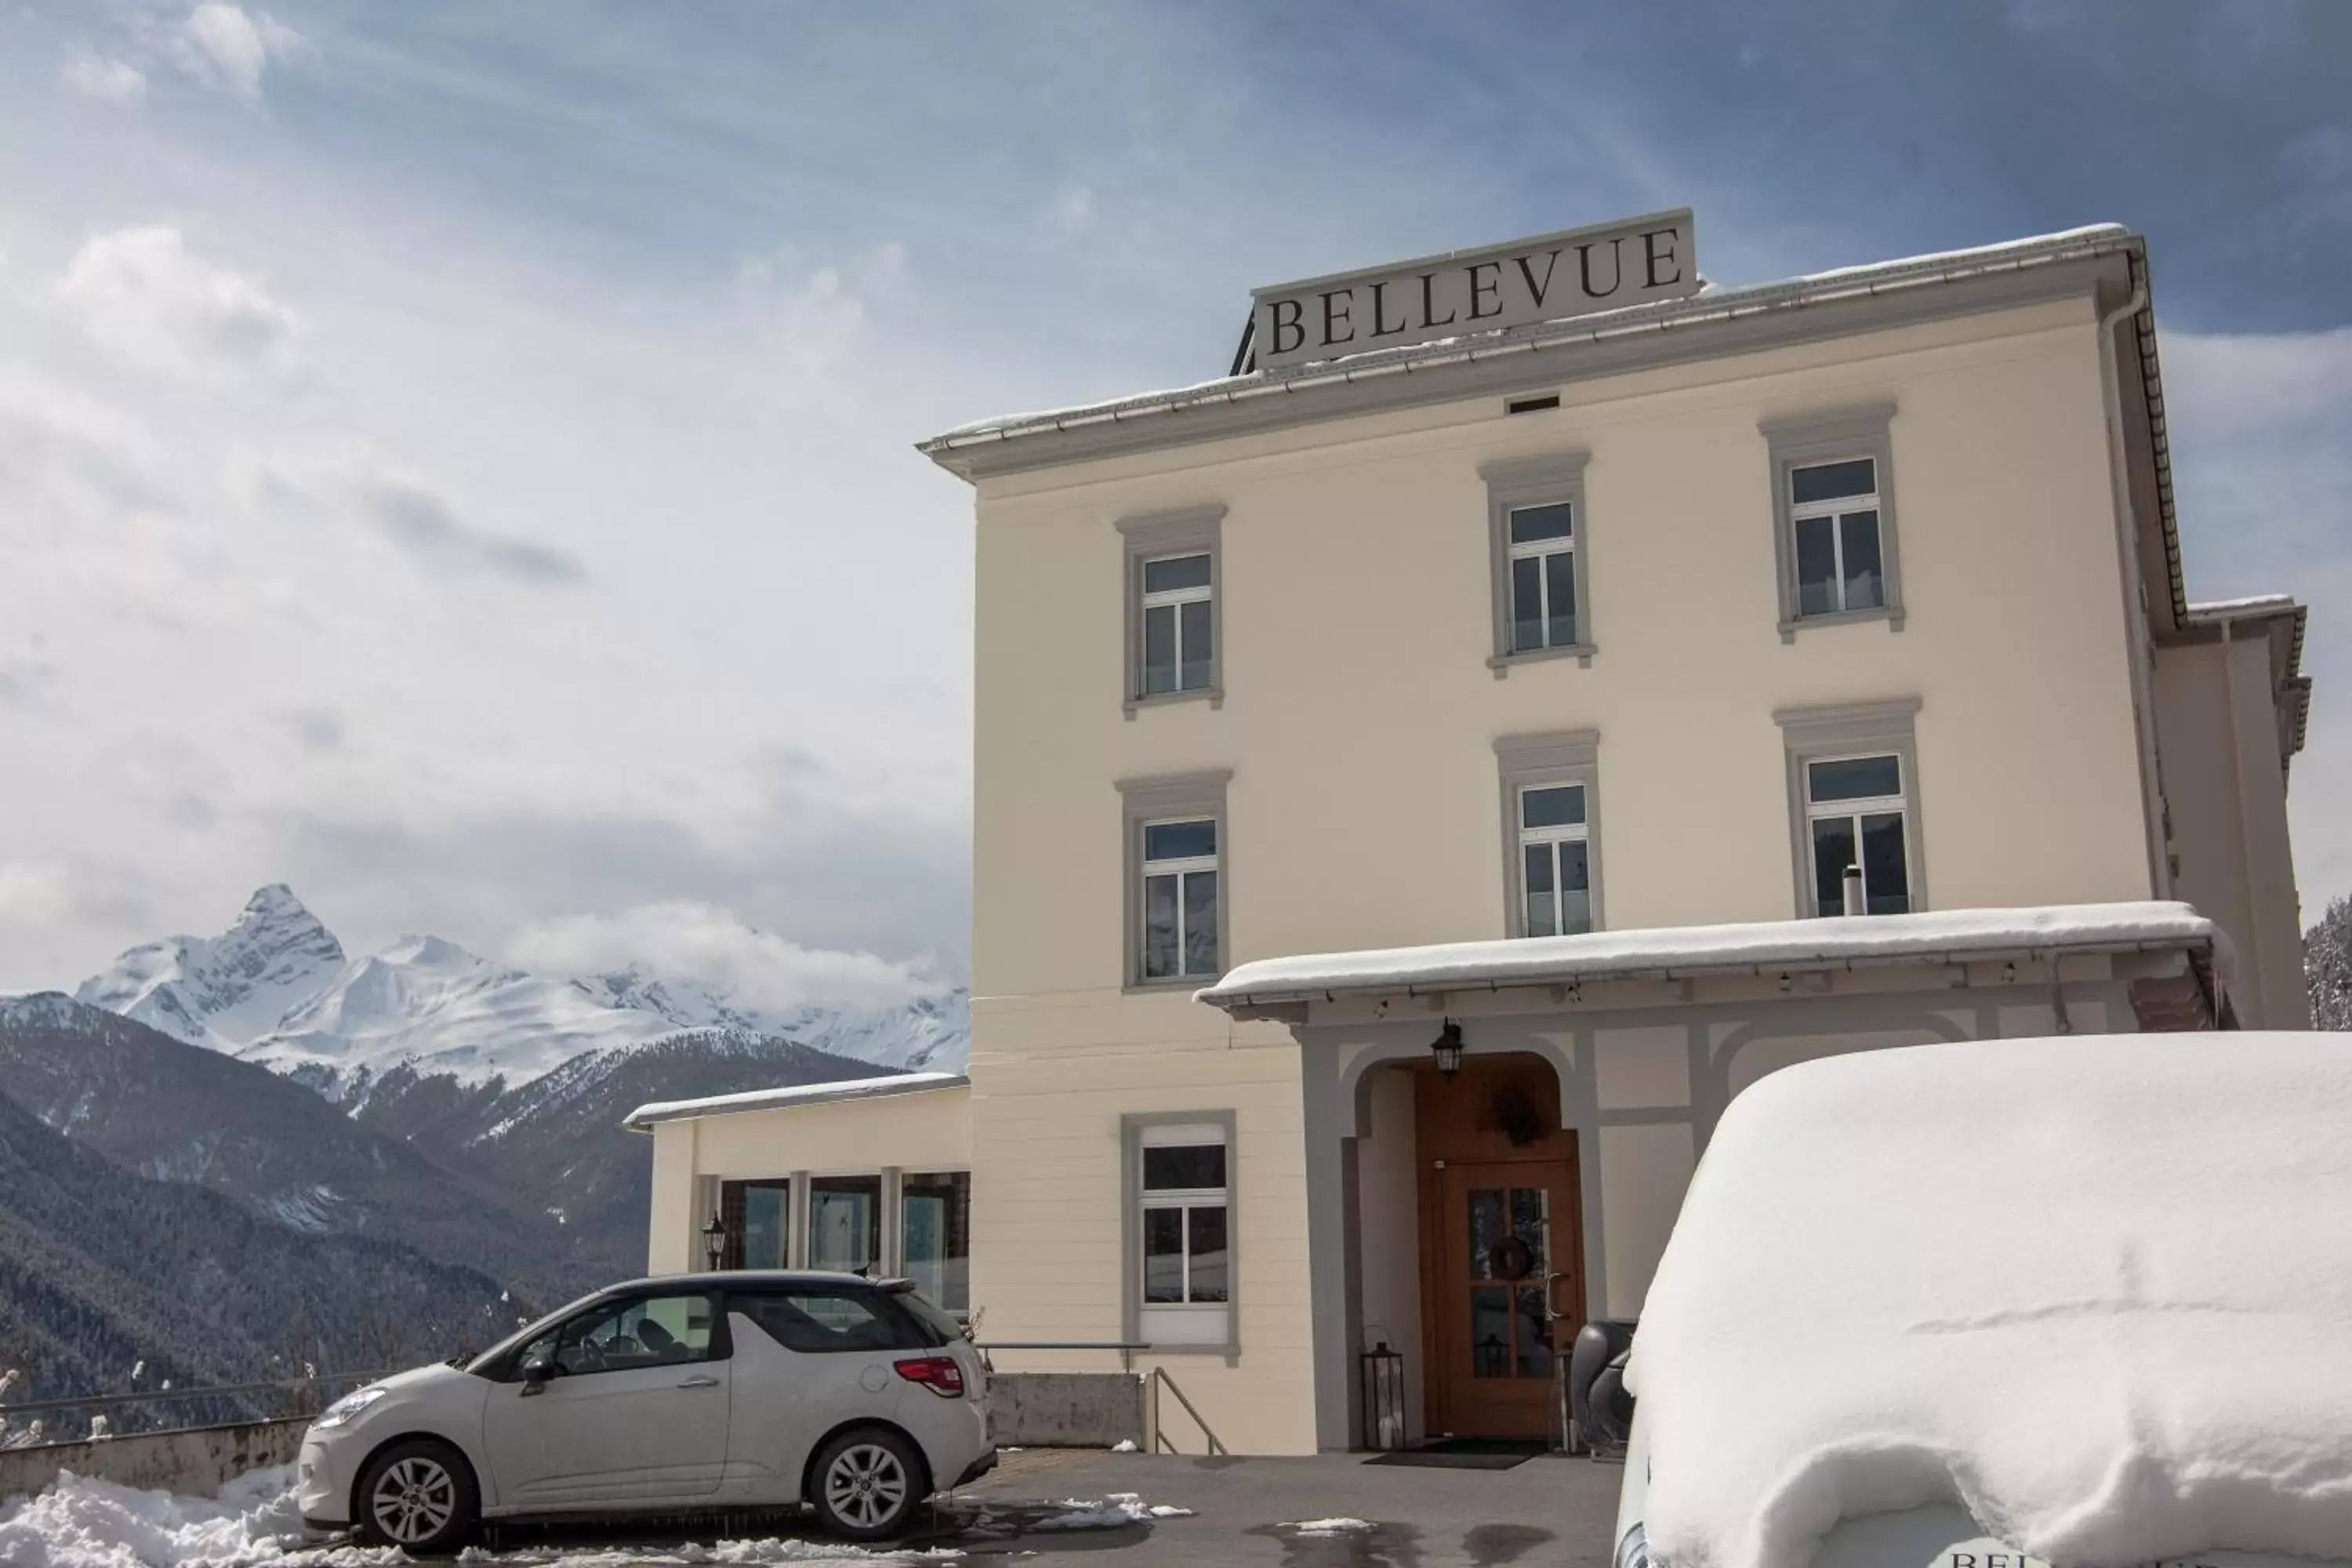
[899, 1171, 971, 1313]
[1763, 407, 1903, 635]
[1117, 770, 1231, 989]
[1777, 699, 1924, 920]
[1494, 730, 1602, 938]
[808, 1175, 882, 1275]
[1127, 1116, 1234, 1350]
[1118, 506, 1224, 712]
[718, 1178, 791, 1270]
[1483, 452, 1593, 671]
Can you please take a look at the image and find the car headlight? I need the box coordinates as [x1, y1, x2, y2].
[311, 1387, 387, 1430]
[1615, 1524, 1651, 1568]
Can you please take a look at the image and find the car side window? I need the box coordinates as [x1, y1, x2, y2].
[529, 1293, 716, 1376]
[731, 1290, 906, 1353]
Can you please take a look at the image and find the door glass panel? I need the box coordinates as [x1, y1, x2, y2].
[1467, 1189, 1505, 1279]
[899, 1171, 970, 1312]
[1186, 1206, 1229, 1303]
[741, 1181, 789, 1269]
[1509, 1187, 1551, 1274]
[808, 1176, 880, 1274]
[1142, 1208, 1185, 1302]
[1470, 1286, 1512, 1379]
[1515, 1287, 1554, 1379]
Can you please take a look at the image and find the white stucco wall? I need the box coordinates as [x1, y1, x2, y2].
[1353, 1067, 1425, 1444]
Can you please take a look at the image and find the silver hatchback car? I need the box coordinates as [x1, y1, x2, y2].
[298, 1272, 993, 1555]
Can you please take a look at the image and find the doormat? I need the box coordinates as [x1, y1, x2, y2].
[1363, 1437, 1547, 1471]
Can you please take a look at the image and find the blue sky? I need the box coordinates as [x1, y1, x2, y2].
[2, 0, 2347, 999]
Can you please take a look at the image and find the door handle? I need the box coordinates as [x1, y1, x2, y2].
[677, 1374, 720, 1389]
[1543, 1270, 1573, 1323]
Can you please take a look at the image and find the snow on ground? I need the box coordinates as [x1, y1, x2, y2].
[1632, 1033, 2352, 1568]
[1283, 1518, 1374, 1535]
[0, 1468, 1196, 1566]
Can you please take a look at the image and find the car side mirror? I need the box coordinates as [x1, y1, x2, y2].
[519, 1354, 557, 1395]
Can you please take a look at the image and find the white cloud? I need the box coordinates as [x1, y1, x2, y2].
[55, 226, 297, 381]
[1051, 184, 1096, 235]
[508, 901, 947, 1013]
[61, 49, 147, 108]
[173, 3, 304, 106]
[2164, 326, 2352, 441]
[0, 863, 72, 928]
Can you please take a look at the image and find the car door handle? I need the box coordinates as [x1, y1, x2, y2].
[677, 1374, 720, 1389]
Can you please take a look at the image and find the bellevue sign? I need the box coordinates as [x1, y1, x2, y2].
[1250, 209, 1699, 373]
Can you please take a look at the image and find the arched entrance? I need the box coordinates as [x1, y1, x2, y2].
[1415, 1051, 1583, 1440]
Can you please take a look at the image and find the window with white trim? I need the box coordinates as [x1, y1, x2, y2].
[1138, 1123, 1229, 1347]
[1790, 457, 1886, 619]
[1804, 753, 1911, 916]
[1140, 818, 1219, 980]
[1516, 782, 1592, 937]
[1505, 503, 1578, 654]
[1139, 553, 1214, 697]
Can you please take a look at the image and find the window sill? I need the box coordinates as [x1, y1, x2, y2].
[1777, 607, 1904, 642]
[1124, 686, 1224, 719]
[1487, 644, 1597, 677]
[1124, 975, 1221, 998]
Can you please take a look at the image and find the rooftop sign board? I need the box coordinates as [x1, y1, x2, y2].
[1249, 209, 1699, 373]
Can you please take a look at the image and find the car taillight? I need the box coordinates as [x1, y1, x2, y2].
[894, 1356, 966, 1398]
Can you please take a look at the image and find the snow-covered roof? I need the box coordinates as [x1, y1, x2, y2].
[623, 1071, 967, 1131]
[1632, 1031, 2352, 1568]
[1194, 902, 2230, 1011]
[921, 225, 2133, 452]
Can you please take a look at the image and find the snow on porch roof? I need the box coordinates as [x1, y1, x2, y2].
[624, 1070, 968, 1132]
[1193, 902, 2231, 1012]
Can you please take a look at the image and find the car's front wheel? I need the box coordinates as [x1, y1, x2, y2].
[355, 1437, 480, 1557]
[809, 1427, 927, 1541]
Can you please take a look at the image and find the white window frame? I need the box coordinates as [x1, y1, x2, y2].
[1123, 1112, 1236, 1355]
[1515, 782, 1593, 938]
[1483, 452, 1595, 673]
[1802, 752, 1911, 917]
[1504, 504, 1579, 654]
[1788, 459, 1886, 618]
[1775, 698, 1926, 920]
[1494, 729, 1602, 937]
[1117, 506, 1224, 714]
[1138, 553, 1214, 699]
[1762, 406, 1904, 638]
[1139, 816, 1219, 982]
[1116, 770, 1232, 992]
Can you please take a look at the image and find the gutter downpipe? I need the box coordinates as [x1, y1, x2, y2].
[2096, 268, 2167, 909]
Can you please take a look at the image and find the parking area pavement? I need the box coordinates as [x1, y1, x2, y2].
[942, 1446, 1623, 1566]
[458, 1446, 1622, 1566]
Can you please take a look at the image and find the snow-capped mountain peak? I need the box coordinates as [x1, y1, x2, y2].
[71, 887, 970, 1090]
[72, 883, 346, 1052]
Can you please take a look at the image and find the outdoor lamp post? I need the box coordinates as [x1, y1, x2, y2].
[1431, 1019, 1465, 1079]
[702, 1211, 727, 1269]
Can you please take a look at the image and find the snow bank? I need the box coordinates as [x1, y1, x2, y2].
[0, 1466, 946, 1566]
[1633, 1033, 2352, 1568]
[1283, 1517, 1374, 1535]
[1197, 902, 2227, 1006]
[1029, 1494, 1192, 1530]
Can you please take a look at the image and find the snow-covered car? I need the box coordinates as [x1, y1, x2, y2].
[297, 1271, 992, 1555]
[1610, 1032, 2352, 1568]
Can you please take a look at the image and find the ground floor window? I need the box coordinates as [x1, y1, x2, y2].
[1135, 1120, 1232, 1348]
[720, 1179, 791, 1270]
[1805, 753, 1911, 916]
[808, 1174, 883, 1274]
[901, 1170, 971, 1312]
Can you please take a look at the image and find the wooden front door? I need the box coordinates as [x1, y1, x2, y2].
[1417, 1056, 1583, 1440]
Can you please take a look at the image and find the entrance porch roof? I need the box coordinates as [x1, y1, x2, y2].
[1193, 902, 2230, 1014]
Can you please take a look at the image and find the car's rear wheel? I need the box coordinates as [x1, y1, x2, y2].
[809, 1427, 926, 1541]
[356, 1438, 479, 1557]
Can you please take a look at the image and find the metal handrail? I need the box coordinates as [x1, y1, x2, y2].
[975, 1340, 1152, 1373]
[0, 1369, 401, 1420]
[1149, 1367, 1226, 1456]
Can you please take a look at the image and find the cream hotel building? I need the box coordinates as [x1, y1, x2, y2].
[637, 213, 2314, 1456]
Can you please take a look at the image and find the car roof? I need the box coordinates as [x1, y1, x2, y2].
[603, 1270, 912, 1295]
